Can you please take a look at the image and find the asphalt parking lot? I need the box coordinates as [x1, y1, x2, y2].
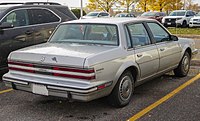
[0, 70, 200, 121]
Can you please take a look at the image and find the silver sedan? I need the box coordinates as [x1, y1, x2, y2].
[3, 18, 198, 107]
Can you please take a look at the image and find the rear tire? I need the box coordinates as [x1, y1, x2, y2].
[174, 52, 190, 77]
[108, 71, 134, 108]
[182, 21, 187, 28]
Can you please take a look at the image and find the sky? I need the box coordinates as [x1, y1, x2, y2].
[1, 0, 200, 8]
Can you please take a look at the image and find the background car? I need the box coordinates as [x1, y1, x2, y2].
[0, 2, 77, 72]
[162, 10, 195, 27]
[189, 12, 200, 27]
[138, 11, 166, 23]
[82, 11, 110, 19]
[115, 13, 136, 17]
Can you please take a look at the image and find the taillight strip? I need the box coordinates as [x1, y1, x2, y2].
[8, 61, 94, 73]
[8, 61, 96, 80]
[8, 65, 95, 77]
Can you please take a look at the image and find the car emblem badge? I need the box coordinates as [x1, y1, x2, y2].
[169, 19, 171, 21]
[40, 56, 45, 62]
[52, 57, 57, 63]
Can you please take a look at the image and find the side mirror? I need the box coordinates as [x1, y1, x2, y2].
[186, 15, 190, 17]
[0, 22, 14, 29]
[170, 35, 178, 41]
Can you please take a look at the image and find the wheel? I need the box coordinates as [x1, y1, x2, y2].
[174, 52, 190, 77]
[108, 71, 134, 108]
[182, 21, 187, 28]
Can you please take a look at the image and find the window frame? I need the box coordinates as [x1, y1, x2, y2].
[0, 7, 61, 29]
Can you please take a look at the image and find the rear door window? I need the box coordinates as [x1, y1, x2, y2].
[28, 9, 60, 25]
[126, 23, 151, 47]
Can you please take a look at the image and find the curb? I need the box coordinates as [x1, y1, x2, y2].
[176, 34, 200, 40]
[191, 59, 200, 66]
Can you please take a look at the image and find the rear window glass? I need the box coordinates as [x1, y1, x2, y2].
[29, 9, 60, 25]
[50, 24, 119, 46]
[55, 7, 77, 20]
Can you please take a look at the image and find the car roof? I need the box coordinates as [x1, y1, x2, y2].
[88, 11, 108, 13]
[65, 18, 156, 25]
[173, 10, 190, 12]
[0, 2, 62, 9]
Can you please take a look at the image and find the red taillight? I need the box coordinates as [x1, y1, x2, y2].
[53, 67, 94, 73]
[53, 73, 95, 80]
[8, 61, 95, 80]
[97, 84, 106, 90]
[9, 67, 34, 73]
[8, 61, 33, 67]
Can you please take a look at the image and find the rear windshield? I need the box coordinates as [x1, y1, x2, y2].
[169, 11, 186, 16]
[50, 24, 119, 46]
[86, 12, 98, 16]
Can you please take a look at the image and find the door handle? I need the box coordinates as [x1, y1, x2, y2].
[160, 48, 165, 51]
[137, 54, 143, 58]
[25, 30, 33, 35]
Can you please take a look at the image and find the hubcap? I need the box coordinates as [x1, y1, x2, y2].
[183, 55, 189, 72]
[119, 76, 132, 101]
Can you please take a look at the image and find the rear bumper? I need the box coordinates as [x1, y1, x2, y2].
[163, 22, 181, 27]
[3, 73, 112, 102]
[189, 23, 200, 27]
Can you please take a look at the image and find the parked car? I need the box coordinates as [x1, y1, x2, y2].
[82, 11, 110, 19]
[162, 10, 195, 27]
[138, 11, 166, 23]
[189, 12, 200, 27]
[115, 13, 136, 17]
[0, 2, 77, 72]
[3, 18, 198, 107]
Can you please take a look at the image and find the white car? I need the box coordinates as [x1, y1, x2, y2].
[82, 11, 110, 19]
[3, 18, 198, 107]
[162, 10, 195, 27]
[189, 12, 200, 27]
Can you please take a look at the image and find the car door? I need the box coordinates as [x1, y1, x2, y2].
[28, 8, 60, 44]
[0, 9, 33, 68]
[146, 22, 182, 72]
[126, 23, 159, 80]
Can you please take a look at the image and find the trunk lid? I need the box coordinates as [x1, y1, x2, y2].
[9, 43, 116, 68]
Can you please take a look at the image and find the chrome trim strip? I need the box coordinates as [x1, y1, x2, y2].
[3, 78, 28, 85]
[47, 85, 97, 93]
[192, 49, 198, 55]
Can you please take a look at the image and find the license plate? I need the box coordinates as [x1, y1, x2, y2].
[167, 23, 171, 25]
[32, 83, 48, 96]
